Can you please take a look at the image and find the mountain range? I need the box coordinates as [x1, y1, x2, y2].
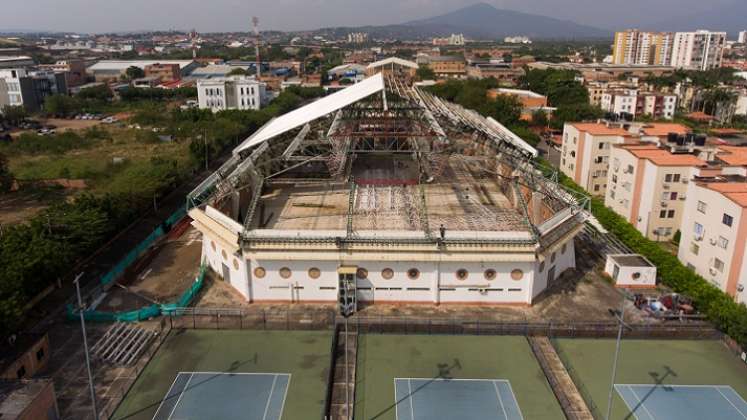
[318, 3, 610, 40]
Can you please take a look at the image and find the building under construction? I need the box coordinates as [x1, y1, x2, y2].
[187, 71, 588, 307]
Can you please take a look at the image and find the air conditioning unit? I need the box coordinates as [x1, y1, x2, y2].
[661, 202, 668, 207]
[663, 184, 670, 190]
[682, 179, 689, 184]
[709, 267, 717, 276]
[695, 235, 704, 242]
[737, 284, 744, 293]
[679, 195, 687, 200]
[709, 238, 717, 246]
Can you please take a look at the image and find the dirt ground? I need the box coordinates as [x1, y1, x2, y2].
[0, 188, 67, 225]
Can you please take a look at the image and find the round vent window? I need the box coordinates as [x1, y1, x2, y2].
[511, 269, 524, 281]
[382, 268, 394, 280]
[407, 268, 420, 280]
[484, 269, 497, 281]
[456, 269, 469, 281]
[308, 267, 321, 279]
[254, 267, 266, 278]
[279, 267, 292, 279]
[356, 268, 368, 279]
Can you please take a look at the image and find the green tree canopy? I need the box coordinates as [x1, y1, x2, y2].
[125, 66, 145, 80]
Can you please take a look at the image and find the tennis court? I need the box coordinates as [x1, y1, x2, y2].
[615, 384, 747, 420]
[112, 329, 332, 420]
[355, 334, 562, 420]
[394, 378, 523, 420]
[553, 339, 747, 420]
[151, 372, 290, 420]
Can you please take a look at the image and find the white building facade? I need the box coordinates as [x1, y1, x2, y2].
[671, 31, 727, 70]
[197, 76, 268, 112]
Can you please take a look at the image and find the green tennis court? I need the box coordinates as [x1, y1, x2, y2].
[112, 329, 332, 420]
[553, 339, 747, 420]
[355, 334, 562, 420]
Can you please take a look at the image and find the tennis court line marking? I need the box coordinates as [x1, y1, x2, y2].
[167, 373, 194, 420]
[151, 374, 181, 420]
[408, 379, 415, 420]
[261, 374, 279, 420]
[394, 377, 513, 383]
[714, 387, 747, 420]
[493, 380, 509, 420]
[625, 385, 656, 420]
[502, 381, 525, 420]
[277, 374, 292, 420]
[620, 383, 744, 388]
[176, 371, 291, 376]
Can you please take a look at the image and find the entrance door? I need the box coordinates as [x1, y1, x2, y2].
[612, 264, 620, 281]
[221, 263, 230, 282]
[547, 266, 556, 285]
[337, 266, 358, 316]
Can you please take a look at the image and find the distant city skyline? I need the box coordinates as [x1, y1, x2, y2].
[0, 0, 741, 34]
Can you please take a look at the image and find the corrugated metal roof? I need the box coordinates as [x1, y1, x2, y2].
[236, 73, 385, 152]
[366, 57, 418, 69]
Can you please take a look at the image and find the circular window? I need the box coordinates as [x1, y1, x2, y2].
[210, 241, 216, 251]
[279, 267, 292, 279]
[233, 259, 239, 270]
[356, 268, 368, 279]
[539, 261, 545, 272]
[632, 272, 641, 280]
[254, 267, 266, 278]
[407, 268, 420, 280]
[510, 269, 524, 281]
[308, 267, 321, 279]
[484, 269, 496, 281]
[221, 250, 228, 260]
[382, 268, 394, 280]
[561, 243, 567, 254]
[456, 269, 469, 281]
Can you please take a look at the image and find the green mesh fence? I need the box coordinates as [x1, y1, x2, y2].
[100, 206, 187, 286]
[67, 264, 207, 322]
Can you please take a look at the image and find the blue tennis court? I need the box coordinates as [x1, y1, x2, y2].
[394, 378, 523, 420]
[152, 372, 290, 420]
[615, 384, 747, 420]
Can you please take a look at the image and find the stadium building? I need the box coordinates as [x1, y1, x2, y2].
[187, 72, 588, 307]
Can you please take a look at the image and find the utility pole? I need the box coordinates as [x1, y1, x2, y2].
[204, 129, 209, 171]
[605, 292, 631, 420]
[74, 273, 99, 420]
[252, 16, 261, 79]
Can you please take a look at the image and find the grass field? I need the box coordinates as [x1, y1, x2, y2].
[354, 334, 564, 420]
[553, 338, 747, 419]
[112, 329, 333, 420]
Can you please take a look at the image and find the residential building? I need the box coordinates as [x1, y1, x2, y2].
[144, 63, 181, 83]
[38, 60, 87, 87]
[487, 88, 551, 121]
[528, 62, 674, 83]
[87, 60, 199, 82]
[606, 143, 707, 241]
[678, 172, 747, 303]
[0, 69, 67, 112]
[423, 56, 466, 78]
[612, 30, 674, 65]
[0, 379, 59, 420]
[738, 31, 747, 44]
[560, 122, 632, 195]
[504, 36, 532, 44]
[432, 34, 465, 46]
[197, 76, 267, 112]
[0, 333, 50, 380]
[465, 62, 523, 83]
[671, 30, 727, 70]
[600, 89, 677, 120]
[347, 32, 368, 44]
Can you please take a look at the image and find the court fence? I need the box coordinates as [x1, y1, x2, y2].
[158, 309, 721, 340]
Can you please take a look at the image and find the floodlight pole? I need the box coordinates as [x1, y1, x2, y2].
[75, 273, 99, 420]
[605, 293, 627, 420]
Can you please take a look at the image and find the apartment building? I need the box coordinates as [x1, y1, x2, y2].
[0, 68, 68, 112]
[560, 122, 632, 195]
[197, 76, 267, 112]
[0, 68, 26, 108]
[606, 143, 707, 241]
[432, 34, 465, 46]
[144, 63, 181, 83]
[38, 59, 87, 87]
[600, 89, 677, 120]
[737, 31, 746, 44]
[671, 31, 727, 70]
[424, 56, 466, 79]
[678, 173, 747, 303]
[612, 30, 674, 66]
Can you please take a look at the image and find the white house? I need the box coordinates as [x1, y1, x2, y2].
[197, 76, 268, 112]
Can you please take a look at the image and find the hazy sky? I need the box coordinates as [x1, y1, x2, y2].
[0, 0, 735, 33]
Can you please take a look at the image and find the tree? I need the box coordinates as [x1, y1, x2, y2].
[531, 109, 549, 127]
[487, 94, 522, 126]
[0, 106, 28, 125]
[76, 85, 113, 101]
[228, 67, 249, 76]
[43, 95, 80, 117]
[416, 66, 435, 81]
[0, 153, 13, 192]
[551, 103, 604, 129]
[125, 66, 145, 80]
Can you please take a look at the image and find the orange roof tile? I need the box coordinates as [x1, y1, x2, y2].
[571, 123, 629, 136]
[640, 123, 691, 137]
[620, 144, 707, 166]
[705, 182, 747, 207]
[717, 146, 747, 166]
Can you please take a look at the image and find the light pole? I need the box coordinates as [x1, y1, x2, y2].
[74, 273, 99, 420]
[605, 291, 631, 420]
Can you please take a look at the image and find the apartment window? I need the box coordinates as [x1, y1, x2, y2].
[714, 258, 725, 273]
[722, 213, 733, 227]
[717, 236, 729, 249]
[670, 192, 678, 200]
[612, 175, 617, 183]
[661, 227, 673, 236]
[594, 185, 600, 192]
[673, 174, 681, 182]
[36, 348, 45, 361]
[690, 242, 699, 255]
[626, 165, 634, 174]
[667, 209, 675, 218]
[661, 192, 670, 201]
[697, 201, 707, 214]
[598, 142, 605, 150]
[610, 190, 616, 199]
[665, 174, 673, 182]
[660, 210, 667, 218]
[694, 222, 704, 236]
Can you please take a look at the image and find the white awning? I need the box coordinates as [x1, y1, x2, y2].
[366, 57, 418, 70]
[236, 73, 385, 152]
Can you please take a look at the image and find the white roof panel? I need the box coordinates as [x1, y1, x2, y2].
[367, 57, 418, 69]
[236, 73, 385, 152]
